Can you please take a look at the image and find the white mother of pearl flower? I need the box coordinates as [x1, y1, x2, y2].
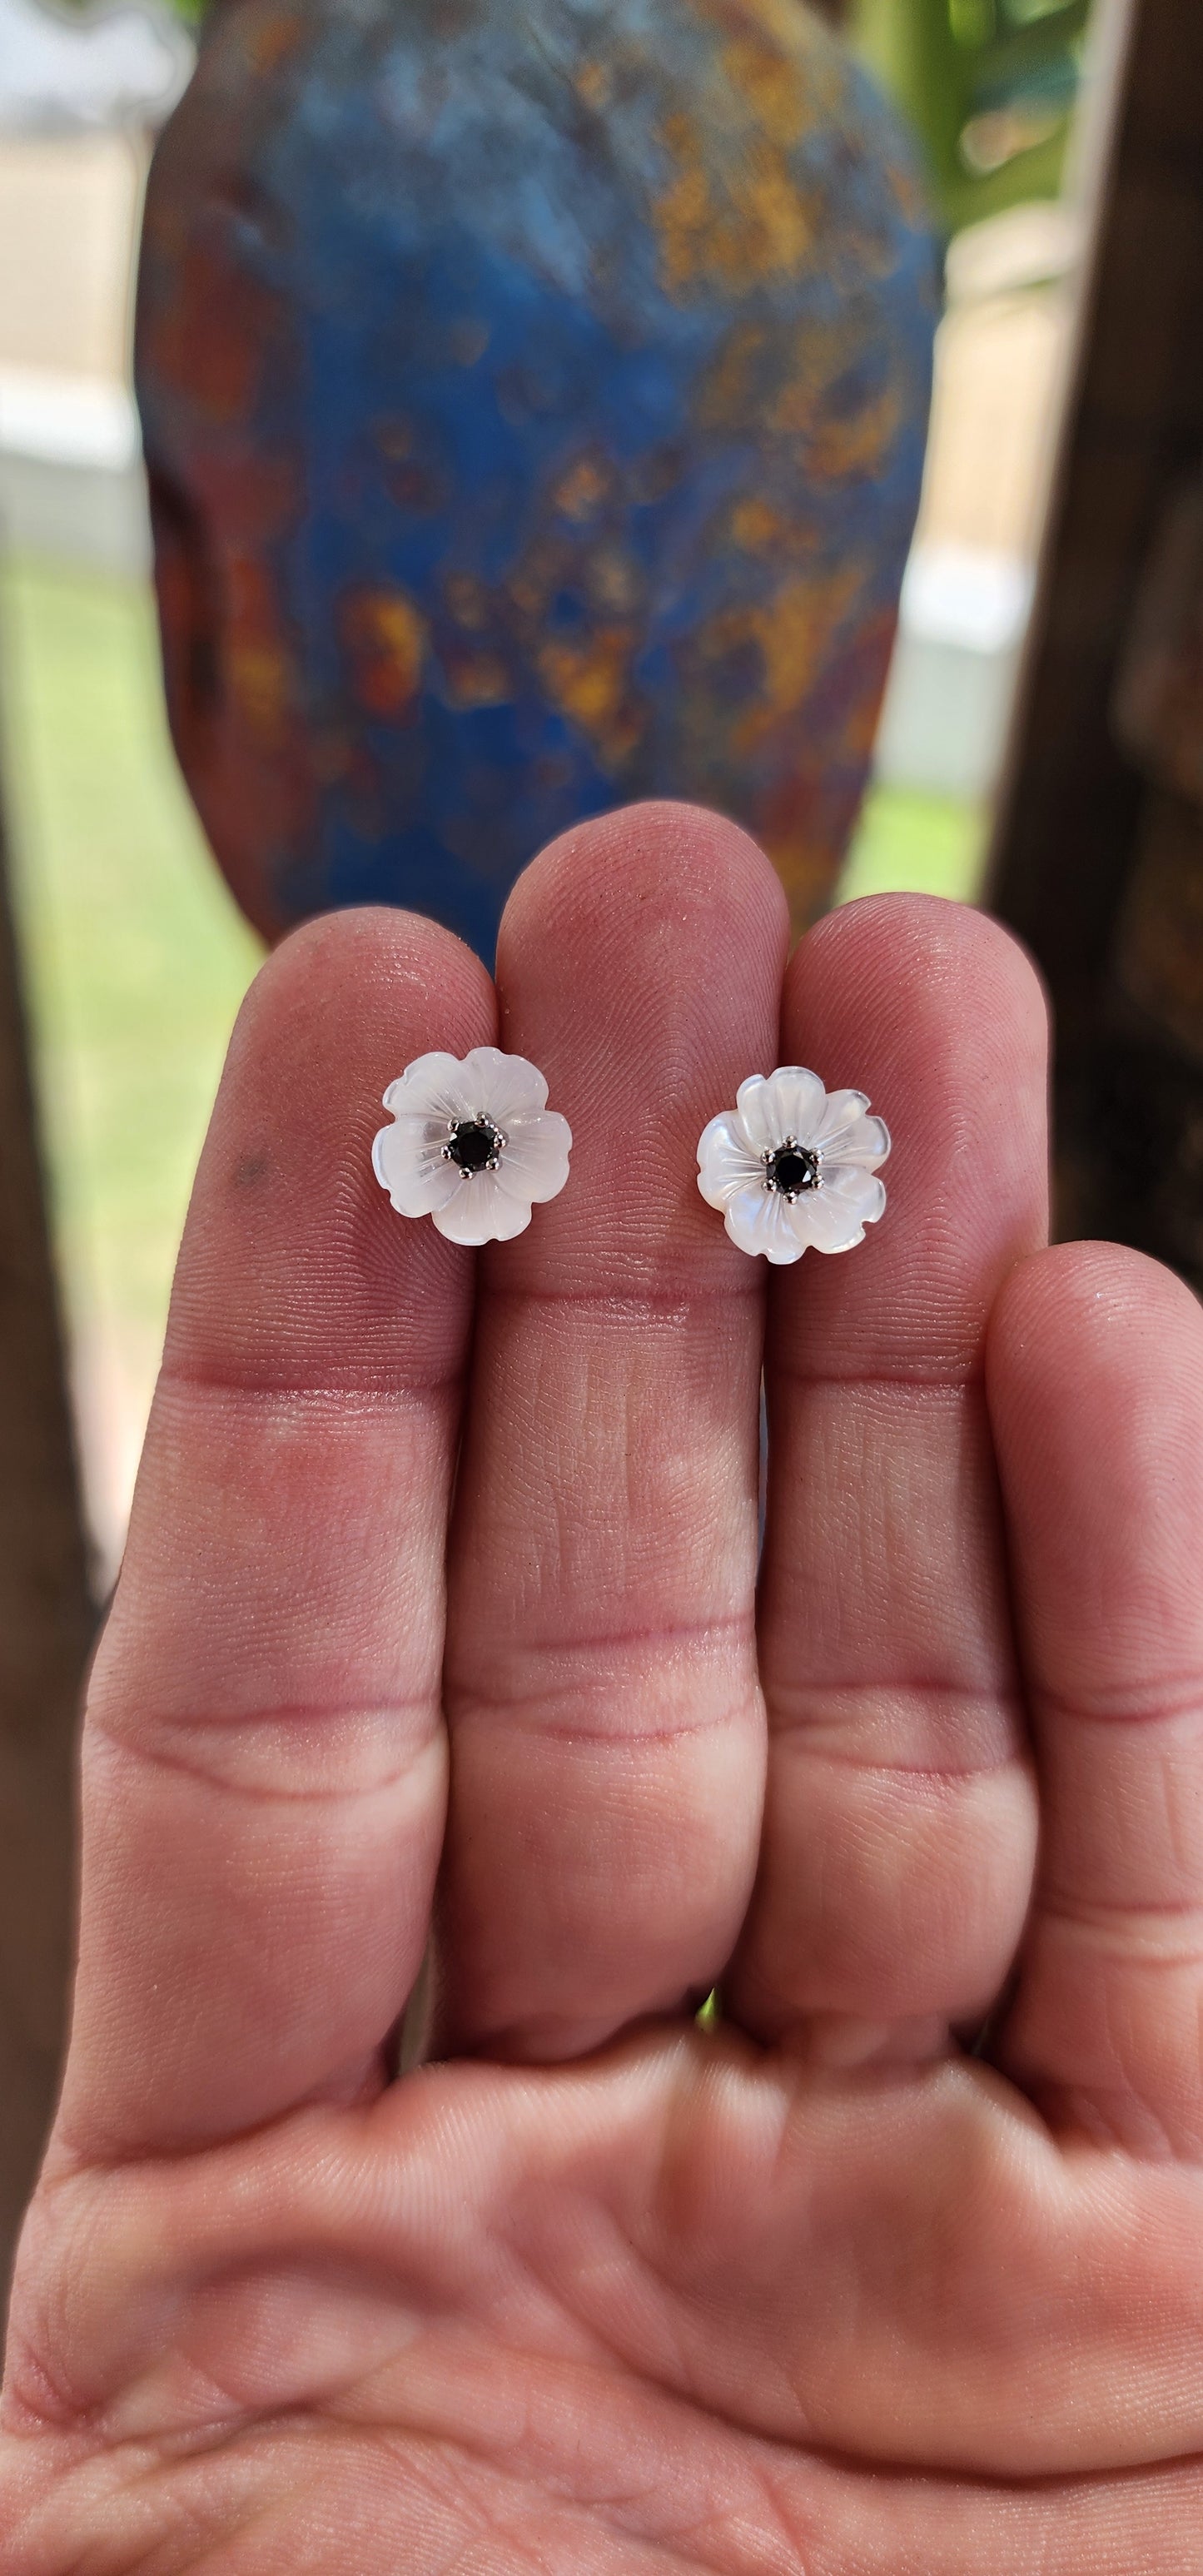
[697, 1067, 890, 1264]
[373, 1046, 571, 1246]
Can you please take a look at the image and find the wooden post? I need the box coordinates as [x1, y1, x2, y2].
[0, 775, 94, 2298]
[989, 0, 1203, 1280]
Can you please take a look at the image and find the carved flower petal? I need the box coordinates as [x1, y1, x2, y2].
[697, 1115, 764, 1211]
[821, 1165, 887, 1226]
[733, 1076, 779, 1154]
[432, 1168, 534, 1246]
[461, 1047, 549, 1123]
[764, 1066, 828, 1149]
[372, 1118, 461, 1217]
[801, 1185, 872, 1255]
[383, 1052, 474, 1123]
[723, 1183, 810, 1264]
[814, 1087, 872, 1146]
[825, 1111, 891, 1170]
[503, 1109, 573, 1202]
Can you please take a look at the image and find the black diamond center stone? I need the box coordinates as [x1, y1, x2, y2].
[448, 1117, 497, 1175]
[767, 1141, 819, 1198]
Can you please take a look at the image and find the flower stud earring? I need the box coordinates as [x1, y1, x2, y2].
[373, 1046, 571, 1245]
[697, 1067, 889, 1263]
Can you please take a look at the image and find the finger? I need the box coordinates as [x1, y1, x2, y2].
[439, 803, 788, 2056]
[54, 909, 494, 2161]
[731, 896, 1048, 2056]
[988, 1241, 1203, 2156]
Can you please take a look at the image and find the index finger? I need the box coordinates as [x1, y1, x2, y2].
[53, 908, 493, 2164]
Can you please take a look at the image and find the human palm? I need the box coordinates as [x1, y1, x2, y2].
[5, 808, 1203, 2573]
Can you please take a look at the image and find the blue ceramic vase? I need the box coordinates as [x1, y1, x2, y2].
[137, 0, 936, 957]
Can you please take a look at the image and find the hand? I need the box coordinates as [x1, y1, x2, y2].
[4, 808, 1203, 2574]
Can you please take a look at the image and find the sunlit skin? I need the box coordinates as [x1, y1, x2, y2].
[3, 805, 1203, 2571]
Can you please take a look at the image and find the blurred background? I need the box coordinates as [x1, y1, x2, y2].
[0, 0, 1109, 1582]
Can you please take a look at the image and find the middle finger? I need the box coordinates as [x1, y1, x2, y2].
[440, 803, 787, 2057]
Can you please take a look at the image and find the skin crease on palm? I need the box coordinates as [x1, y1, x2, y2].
[4, 806, 1203, 2575]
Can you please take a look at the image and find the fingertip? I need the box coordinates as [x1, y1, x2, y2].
[986, 1236, 1203, 1717]
[775, 895, 1051, 1378]
[987, 1238, 1203, 1414]
[224, 903, 495, 1078]
[497, 798, 790, 996]
[488, 802, 790, 1297]
[793, 892, 1050, 1066]
[170, 904, 498, 1392]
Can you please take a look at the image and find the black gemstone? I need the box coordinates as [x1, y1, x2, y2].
[767, 1141, 819, 1198]
[447, 1117, 497, 1174]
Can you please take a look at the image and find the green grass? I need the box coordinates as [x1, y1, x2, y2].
[0, 551, 982, 1554]
[838, 781, 988, 907]
[1, 554, 261, 1555]
[2, 554, 261, 1326]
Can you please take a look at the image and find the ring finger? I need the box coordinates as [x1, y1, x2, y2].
[730, 894, 1049, 2061]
